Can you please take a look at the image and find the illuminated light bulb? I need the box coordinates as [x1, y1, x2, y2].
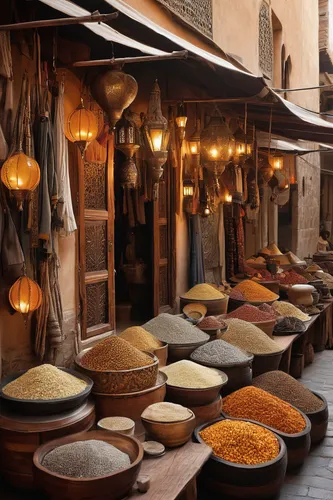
[190, 143, 198, 154]
[210, 147, 219, 159]
[225, 193, 232, 203]
[150, 130, 163, 152]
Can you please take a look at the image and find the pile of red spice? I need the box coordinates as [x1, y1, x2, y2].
[258, 303, 277, 316]
[230, 289, 245, 300]
[226, 304, 276, 322]
[276, 270, 308, 285]
[199, 316, 227, 329]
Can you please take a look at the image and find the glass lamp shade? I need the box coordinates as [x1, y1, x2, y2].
[270, 153, 284, 171]
[68, 100, 98, 156]
[224, 193, 232, 203]
[183, 179, 194, 197]
[175, 116, 188, 129]
[143, 80, 169, 154]
[1, 152, 40, 210]
[189, 140, 200, 155]
[115, 115, 140, 158]
[201, 117, 235, 167]
[9, 275, 42, 315]
[233, 127, 252, 160]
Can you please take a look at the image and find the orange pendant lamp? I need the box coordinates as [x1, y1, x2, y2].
[1, 152, 40, 210]
[9, 275, 42, 320]
[68, 98, 98, 157]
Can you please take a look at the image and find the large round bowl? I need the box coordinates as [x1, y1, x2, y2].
[93, 372, 167, 422]
[33, 430, 143, 500]
[0, 368, 93, 416]
[153, 342, 168, 368]
[221, 409, 311, 469]
[141, 413, 196, 448]
[165, 369, 228, 406]
[306, 391, 329, 444]
[180, 295, 229, 316]
[75, 350, 159, 394]
[251, 350, 284, 377]
[167, 338, 209, 363]
[194, 417, 288, 499]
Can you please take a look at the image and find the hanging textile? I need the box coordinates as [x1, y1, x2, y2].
[218, 204, 226, 282]
[0, 184, 24, 277]
[201, 212, 219, 283]
[224, 206, 236, 280]
[54, 80, 77, 236]
[0, 32, 12, 79]
[188, 214, 205, 287]
[235, 209, 245, 274]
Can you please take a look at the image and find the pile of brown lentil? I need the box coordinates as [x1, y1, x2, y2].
[222, 386, 306, 434]
[119, 326, 162, 352]
[2, 365, 87, 400]
[80, 337, 153, 371]
[199, 419, 280, 465]
[220, 319, 282, 355]
[252, 371, 324, 413]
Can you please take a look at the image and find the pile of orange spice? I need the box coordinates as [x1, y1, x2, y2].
[222, 386, 306, 434]
[200, 419, 280, 465]
[230, 280, 278, 302]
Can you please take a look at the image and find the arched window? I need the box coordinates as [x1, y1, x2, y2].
[259, 1, 273, 80]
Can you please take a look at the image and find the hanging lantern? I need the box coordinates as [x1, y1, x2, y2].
[201, 116, 235, 173]
[175, 102, 187, 145]
[143, 80, 169, 192]
[68, 99, 98, 157]
[91, 69, 138, 128]
[115, 114, 140, 189]
[270, 152, 284, 171]
[224, 193, 232, 203]
[189, 118, 201, 168]
[233, 127, 252, 164]
[1, 152, 40, 210]
[183, 178, 194, 198]
[9, 275, 42, 319]
[259, 157, 274, 184]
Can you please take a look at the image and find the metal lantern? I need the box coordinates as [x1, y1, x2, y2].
[143, 80, 169, 187]
[233, 127, 252, 164]
[115, 114, 140, 189]
[183, 178, 194, 198]
[9, 275, 42, 318]
[270, 152, 284, 171]
[189, 118, 201, 168]
[68, 99, 98, 157]
[1, 152, 40, 210]
[175, 102, 187, 145]
[91, 69, 138, 128]
[259, 157, 274, 184]
[201, 116, 235, 172]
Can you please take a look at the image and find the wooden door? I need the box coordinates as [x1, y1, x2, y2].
[75, 136, 115, 341]
[153, 160, 176, 316]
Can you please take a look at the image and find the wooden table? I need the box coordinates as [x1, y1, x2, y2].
[129, 442, 211, 500]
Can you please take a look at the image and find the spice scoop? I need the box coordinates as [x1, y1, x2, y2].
[143, 441, 165, 457]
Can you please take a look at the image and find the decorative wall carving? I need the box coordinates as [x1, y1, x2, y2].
[86, 282, 108, 328]
[159, 225, 168, 260]
[156, 0, 213, 38]
[85, 221, 107, 272]
[159, 266, 169, 306]
[84, 161, 106, 210]
[259, 1, 273, 80]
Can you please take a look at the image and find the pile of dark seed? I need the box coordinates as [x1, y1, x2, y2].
[252, 371, 324, 413]
[274, 316, 306, 334]
[42, 440, 131, 478]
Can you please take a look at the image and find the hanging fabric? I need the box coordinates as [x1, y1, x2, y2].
[0, 32, 12, 79]
[188, 214, 205, 287]
[54, 80, 77, 235]
[0, 183, 24, 277]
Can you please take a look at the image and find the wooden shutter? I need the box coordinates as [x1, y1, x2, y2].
[76, 136, 115, 340]
[153, 160, 176, 316]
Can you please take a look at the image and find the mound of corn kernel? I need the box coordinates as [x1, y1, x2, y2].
[199, 419, 280, 465]
[81, 336, 153, 371]
[223, 386, 306, 434]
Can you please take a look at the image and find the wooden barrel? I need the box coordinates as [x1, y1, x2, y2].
[194, 417, 288, 499]
[189, 396, 222, 426]
[0, 400, 95, 489]
[306, 391, 329, 445]
[221, 410, 311, 469]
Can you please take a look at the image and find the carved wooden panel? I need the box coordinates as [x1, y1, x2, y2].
[86, 282, 108, 329]
[159, 225, 168, 260]
[159, 179, 167, 218]
[156, 0, 213, 38]
[159, 266, 169, 306]
[259, 1, 273, 80]
[84, 161, 106, 210]
[85, 221, 107, 272]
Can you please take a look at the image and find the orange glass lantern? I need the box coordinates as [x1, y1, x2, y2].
[1, 152, 40, 210]
[270, 152, 284, 171]
[233, 127, 252, 164]
[68, 99, 98, 157]
[175, 102, 187, 145]
[9, 275, 42, 318]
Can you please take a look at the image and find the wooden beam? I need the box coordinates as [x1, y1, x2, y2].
[71, 50, 188, 67]
[0, 10, 119, 30]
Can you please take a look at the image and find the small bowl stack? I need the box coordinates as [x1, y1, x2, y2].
[180, 284, 229, 316]
[160, 360, 228, 426]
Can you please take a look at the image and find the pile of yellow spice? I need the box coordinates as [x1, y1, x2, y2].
[183, 284, 226, 300]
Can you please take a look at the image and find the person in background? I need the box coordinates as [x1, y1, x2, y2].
[317, 230, 333, 252]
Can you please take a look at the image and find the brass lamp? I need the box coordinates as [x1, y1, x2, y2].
[9, 274, 42, 322]
[1, 151, 40, 210]
[115, 114, 140, 189]
[143, 80, 170, 187]
[233, 127, 252, 164]
[91, 69, 138, 128]
[183, 178, 194, 198]
[189, 118, 201, 168]
[175, 102, 187, 145]
[201, 116, 235, 173]
[270, 152, 284, 171]
[68, 98, 98, 157]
